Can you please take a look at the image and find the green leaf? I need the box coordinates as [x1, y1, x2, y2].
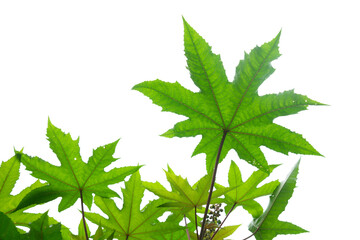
[25, 211, 62, 240]
[0, 155, 20, 199]
[0, 212, 20, 240]
[17, 119, 141, 211]
[92, 224, 115, 240]
[150, 212, 196, 240]
[248, 160, 308, 239]
[133, 18, 323, 173]
[216, 160, 279, 218]
[70, 219, 91, 240]
[15, 186, 62, 211]
[0, 155, 54, 230]
[210, 225, 240, 240]
[143, 166, 230, 213]
[85, 171, 183, 239]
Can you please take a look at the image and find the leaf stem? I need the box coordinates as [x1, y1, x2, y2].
[80, 190, 89, 240]
[184, 215, 192, 240]
[242, 230, 257, 240]
[195, 207, 199, 239]
[209, 203, 236, 240]
[199, 131, 228, 239]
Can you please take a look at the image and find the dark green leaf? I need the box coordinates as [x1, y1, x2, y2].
[15, 186, 61, 212]
[25, 211, 62, 240]
[0, 212, 20, 240]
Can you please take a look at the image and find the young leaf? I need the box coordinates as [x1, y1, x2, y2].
[248, 160, 307, 239]
[143, 166, 229, 213]
[133, 18, 323, 173]
[85, 171, 184, 239]
[17, 119, 141, 211]
[24, 211, 62, 240]
[216, 160, 279, 218]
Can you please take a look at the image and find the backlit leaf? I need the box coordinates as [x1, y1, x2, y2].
[85, 171, 183, 239]
[17, 119, 141, 211]
[133, 18, 323, 173]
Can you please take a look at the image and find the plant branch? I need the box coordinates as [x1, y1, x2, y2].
[79, 190, 89, 240]
[209, 203, 236, 240]
[199, 131, 228, 239]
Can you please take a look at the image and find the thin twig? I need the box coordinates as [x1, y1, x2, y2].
[79, 190, 89, 240]
[184, 215, 192, 240]
[209, 203, 236, 240]
[199, 131, 228, 239]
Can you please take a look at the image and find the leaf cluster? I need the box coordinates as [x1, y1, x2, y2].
[0, 17, 323, 240]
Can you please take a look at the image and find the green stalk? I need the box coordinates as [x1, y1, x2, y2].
[199, 131, 228, 239]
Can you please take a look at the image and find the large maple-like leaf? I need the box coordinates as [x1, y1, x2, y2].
[85, 171, 184, 239]
[17, 119, 141, 211]
[215, 160, 279, 218]
[248, 160, 307, 239]
[133, 18, 323, 173]
[143, 166, 229, 213]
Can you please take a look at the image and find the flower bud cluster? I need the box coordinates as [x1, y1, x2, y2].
[202, 203, 224, 239]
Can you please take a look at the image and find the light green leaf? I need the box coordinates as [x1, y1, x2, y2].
[133, 18, 323, 173]
[17, 119, 141, 211]
[85, 171, 183, 239]
[216, 160, 279, 218]
[0, 155, 55, 231]
[143, 166, 230, 213]
[248, 160, 307, 239]
[211, 225, 240, 240]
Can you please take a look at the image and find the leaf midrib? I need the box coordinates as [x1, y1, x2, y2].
[229, 103, 311, 131]
[231, 131, 316, 154]
[227, 37, 279, 129]
[81, 146, 113, 189]
[49, 125, 81, 189]
[22, 157, 77, 189]
[167, 175, 195, 206]
[184, 20, 226, 128]
[0, 158, 17, 196]
[136, 85, 221, 128]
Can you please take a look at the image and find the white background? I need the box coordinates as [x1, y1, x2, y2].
[0, 1, 359, 239]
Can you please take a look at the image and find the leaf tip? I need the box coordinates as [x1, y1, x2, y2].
[161, 129, 175, 138]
